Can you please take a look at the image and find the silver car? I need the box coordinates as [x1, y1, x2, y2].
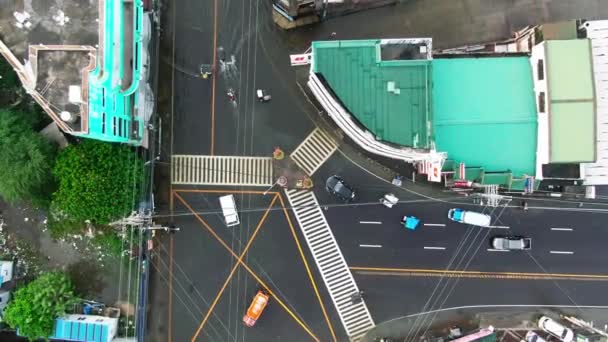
[491, 236, 531, 250]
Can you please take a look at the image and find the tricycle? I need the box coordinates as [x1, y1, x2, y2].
[380, 193, 399, 208]
[256, 89, 272, 102]
[401, 215, 420, 230]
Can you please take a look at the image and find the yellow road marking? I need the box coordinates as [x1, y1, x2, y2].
[168, 234, 174, 342]
[350, 266, 608, 281]
[278, 193, 337, 342]
[190, 194, 278, 341]
[174, 192, 320, 342]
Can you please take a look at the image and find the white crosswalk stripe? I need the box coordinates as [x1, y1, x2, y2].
[284, 189, 374, 341]
[171, 155, 273, 186]
[290, 127, 338, 176]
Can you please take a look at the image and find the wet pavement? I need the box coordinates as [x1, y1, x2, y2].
[150, 0, 608, 340]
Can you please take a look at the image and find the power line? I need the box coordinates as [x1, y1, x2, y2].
[405, 202, 505, 342]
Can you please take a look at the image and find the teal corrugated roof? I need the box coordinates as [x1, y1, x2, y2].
[312, 40, 432, 148]
[432, 57, 537, 177]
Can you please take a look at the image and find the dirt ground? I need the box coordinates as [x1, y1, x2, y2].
[0, 200, 128, 306]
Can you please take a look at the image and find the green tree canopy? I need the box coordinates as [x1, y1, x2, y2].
[0, 109, 56, 205]
[3, 272, 79, 340]
[51, 139, 143, 224]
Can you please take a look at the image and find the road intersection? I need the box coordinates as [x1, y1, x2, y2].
[149, 0, 608, 341]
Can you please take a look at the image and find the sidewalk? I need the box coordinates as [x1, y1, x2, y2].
[362, 307, 608, 342]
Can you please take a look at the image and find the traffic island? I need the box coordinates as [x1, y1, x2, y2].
[272, 148, 314, 190]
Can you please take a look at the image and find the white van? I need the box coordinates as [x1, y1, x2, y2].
[219, 195, 240, 227]
[538, 316, 574, 342]
[448, 208, 491, 227]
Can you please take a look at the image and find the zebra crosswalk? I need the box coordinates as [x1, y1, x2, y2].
[171, 155, 273, 186]
[290, 128, 338, 176]
[284, 189, 375, 341]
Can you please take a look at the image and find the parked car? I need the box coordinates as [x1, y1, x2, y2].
[538, 316, 574, 342]
[491, 236, 532, 250]
[526, 331, 547, 342]
[326, 175, 356, 202]
[243, 290, 270, 327]
[447, 208, 491, 227]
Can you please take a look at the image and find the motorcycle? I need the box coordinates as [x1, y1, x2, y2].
[227, 88, 236, 103]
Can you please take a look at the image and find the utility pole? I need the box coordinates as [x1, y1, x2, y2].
[476, 184, 512, 208]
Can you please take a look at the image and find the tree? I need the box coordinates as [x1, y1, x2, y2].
[3, 272, 79, 340]
[51, 139, 143, 224]
[0, 109, 56, 205]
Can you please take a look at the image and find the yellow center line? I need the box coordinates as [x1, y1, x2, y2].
[174, 193, 320, 342]
[190, 194, 278, 341]
[350, 266, 608, 281]
[168, 233, 174, 341]
[278, 193, 338, 342]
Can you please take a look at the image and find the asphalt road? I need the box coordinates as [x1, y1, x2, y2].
[151, 0, 608, 340]
[326, 199, 608, 274]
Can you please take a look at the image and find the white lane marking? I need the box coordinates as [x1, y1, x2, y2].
[550, 251, 574, 255]
[359, 244, 382, 248]
[359, 221, 382, 225]
[423, 223, 446, 227]
[490, 226, 510, 229]
[424, 246, 446, 250]
[487, 249, 509, 252]
[551, 228, 573, 231]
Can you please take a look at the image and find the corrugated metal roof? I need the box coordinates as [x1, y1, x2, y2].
[432, 57, 538, 178]
[582, 21, 608, 184]
[545, 39, 596, 163]
[311, 40, 433, 148]
[51, 316, 110, 342]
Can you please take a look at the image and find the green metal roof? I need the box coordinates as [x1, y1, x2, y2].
[311, 40, 432, 148]
[545, 39, 596, 163]
[432, 57, 538, 177]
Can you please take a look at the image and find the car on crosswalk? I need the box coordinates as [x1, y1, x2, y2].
[326, 175, 356, 202]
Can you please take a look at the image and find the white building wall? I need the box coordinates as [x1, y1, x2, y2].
[581, 20, 608, 185]
[530, 42, 549, 179]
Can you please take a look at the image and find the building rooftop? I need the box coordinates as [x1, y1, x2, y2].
[545, 39, 596, 163]
[0, 0, 99, 133]
[0, 0, 150, 146]
[312, 40, 432, 148]
[432, 57, 538, 177]
[0, 0, 99, 60]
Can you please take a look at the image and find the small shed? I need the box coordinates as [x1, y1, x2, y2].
[49, 314, 118, 342]
[0, 261, 14, 284]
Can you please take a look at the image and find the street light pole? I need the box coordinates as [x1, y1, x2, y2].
[145, 225, 180, 233]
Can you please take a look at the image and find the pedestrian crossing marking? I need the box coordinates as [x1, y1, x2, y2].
[284, 189, 374, 341]
[172, 155, 273, 186]
[291, 128, 338, 176]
